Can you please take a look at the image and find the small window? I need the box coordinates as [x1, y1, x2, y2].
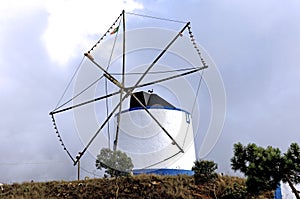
[186, 113, 190, 124]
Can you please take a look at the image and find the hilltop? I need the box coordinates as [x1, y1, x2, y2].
[0, 174, 273, 199]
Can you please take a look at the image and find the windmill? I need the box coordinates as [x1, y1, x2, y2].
[50, 10, 208, 176]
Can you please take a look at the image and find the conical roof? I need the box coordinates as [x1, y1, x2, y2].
[130, 91, 175, 109]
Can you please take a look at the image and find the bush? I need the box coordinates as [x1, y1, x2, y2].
[192, 160, 218, 185]
[219, 182, 248, 199]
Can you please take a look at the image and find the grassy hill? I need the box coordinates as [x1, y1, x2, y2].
[0, 174, 273, 199]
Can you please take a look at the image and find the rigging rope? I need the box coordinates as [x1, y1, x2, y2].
[182, 69, 205, 149]
[180, 24, 207, 149]
[126, 12, 187, 24]
[191, 70, 205, 117]
[87, 11, 123, 54]
[142, 151, 182, 169]
[50, 114, 75, 164]
[110, 66, 202, 75]
[55, 74, 105, 112]
[54, 56, 85, 111]
[187, 24, 207, 68]
[126, 66, 206, 90]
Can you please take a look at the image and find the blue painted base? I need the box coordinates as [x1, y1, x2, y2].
[133, 168, 194, 176]
[274, 183, 282, 199]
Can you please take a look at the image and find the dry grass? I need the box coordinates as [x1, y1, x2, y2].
[0, 175, 274, 199]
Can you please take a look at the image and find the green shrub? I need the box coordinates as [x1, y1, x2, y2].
[192, 160, 218, 185]
[219, 182, 248, 199]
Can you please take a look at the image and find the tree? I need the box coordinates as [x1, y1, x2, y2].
[231, 142, 300, 198]
[282, 143, 300, 198]
[96, 148, 134, 177]
[192, 160, 218, 184]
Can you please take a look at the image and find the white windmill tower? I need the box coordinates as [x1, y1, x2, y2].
[116, 91, 196, 175]
[50, 10, 208, 176]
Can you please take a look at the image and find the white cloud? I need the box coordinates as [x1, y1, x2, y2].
[0, 0, 44, 54]
[42, 0, 143, 65]
[0, 0, 43, 23]
[0, 0, 43, 91]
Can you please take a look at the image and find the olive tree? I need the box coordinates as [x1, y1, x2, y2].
[96, 148, 134, 177]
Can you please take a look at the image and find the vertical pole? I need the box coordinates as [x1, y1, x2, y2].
[114, 10, 126, 151]
[77, 159, 80, 181]
[122, 10, 126, 92]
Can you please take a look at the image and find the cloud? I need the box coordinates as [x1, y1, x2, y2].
[0, 3, 76, 182]
[42, 0, 143, 65]
[0, 0, 43, 23]
[0, 0, 144, 182]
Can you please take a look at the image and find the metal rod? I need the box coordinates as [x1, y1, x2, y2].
[114, 10, 126, 151]
[131, 93, 184, 153]
[73, 93, 129, 166]
[127, 66, 207, 90]
[77, 159, 80, 180]
[50, 91, 120, 115]
[132, 22, 190, 88]
[86, 54, 123, 89]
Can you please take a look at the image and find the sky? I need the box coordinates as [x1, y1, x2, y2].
[1, 0, 300, 183]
